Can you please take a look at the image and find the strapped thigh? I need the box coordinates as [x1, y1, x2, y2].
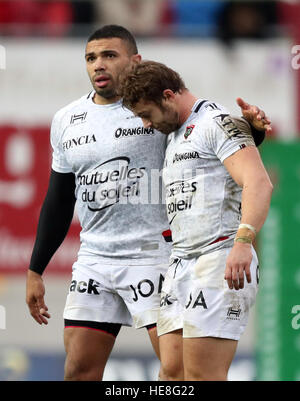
[64, 319, 122, 338]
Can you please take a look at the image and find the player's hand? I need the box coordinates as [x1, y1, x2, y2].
[224, 242, 252, 290]
[236, 97, 272, 135]
[26, 270, 51, 325]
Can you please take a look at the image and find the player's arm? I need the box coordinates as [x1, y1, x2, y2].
[26, 169, 76, 324]
[223, 146, 273, 290]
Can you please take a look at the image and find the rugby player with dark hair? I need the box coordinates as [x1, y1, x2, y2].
[26, 26, 272, 381]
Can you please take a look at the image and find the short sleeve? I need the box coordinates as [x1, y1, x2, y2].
[50, 111, 73, 173]
[206, 114, 255, 162]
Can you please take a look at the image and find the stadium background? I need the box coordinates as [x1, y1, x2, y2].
[0, 0, 299, 381]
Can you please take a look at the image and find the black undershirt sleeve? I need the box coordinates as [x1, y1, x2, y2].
[247, 120, 266, 146]
[29, 169, 76, 275]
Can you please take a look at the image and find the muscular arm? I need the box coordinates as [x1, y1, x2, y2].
[223, 146, 273, 289]
[224, 146, 273, 231]
[29, 169, 76, 274]
[26, 169, 76, 324]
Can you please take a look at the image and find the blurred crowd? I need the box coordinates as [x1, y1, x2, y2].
[0, 0, 299, 41]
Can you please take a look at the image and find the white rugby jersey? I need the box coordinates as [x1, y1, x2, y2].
[51, 92, 171, 265]
[163, 99, 255, 259]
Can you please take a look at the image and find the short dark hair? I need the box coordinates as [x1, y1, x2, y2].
[87, 25, 138, 55]
[120, 61, 187, 109]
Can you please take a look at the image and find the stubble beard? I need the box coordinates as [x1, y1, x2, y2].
[94, 85, 118, 100]
[158, 108, 180, 135]
[91, 73, 119, 100]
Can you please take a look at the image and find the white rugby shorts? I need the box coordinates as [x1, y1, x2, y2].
[158, 246, 259, 340]
[63, 257, 168, 329]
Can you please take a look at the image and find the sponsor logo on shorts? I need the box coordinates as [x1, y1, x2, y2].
[226, 305, 242, 320]
[160, 293, 173, 307]
[130, 274, 165, 303]
[69, 279, 100, 295]
[185, 291, 208, 309]
[115, 127, 154, 139]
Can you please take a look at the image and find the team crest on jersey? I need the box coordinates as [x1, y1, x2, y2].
[184, 124, 195, 139]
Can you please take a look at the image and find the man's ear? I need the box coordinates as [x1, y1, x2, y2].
[132, 54, 142, 64]
[162, 89, 176, 101]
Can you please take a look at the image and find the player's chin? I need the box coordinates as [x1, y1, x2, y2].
[95, 87, 117, 99]
[157, 125, 176, 135]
